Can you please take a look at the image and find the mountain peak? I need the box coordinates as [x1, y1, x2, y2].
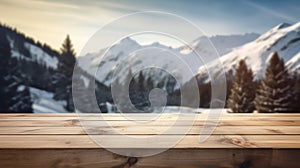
[275, 22, 292, 30]
[118, 37, 139, 46]
[198, 22, 300, 82]
[271, 22, 300, 32]
[255, 22, 297, 42]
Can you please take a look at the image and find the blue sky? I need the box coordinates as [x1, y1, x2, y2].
[0, 0, 299, 53]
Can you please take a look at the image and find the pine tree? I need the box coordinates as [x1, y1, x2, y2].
[137, 71, 145, 90]
[166, 75, 176, 94]
[53, 35, 76, 112]
[227, 60, 256, 113]
[129, 71, 146, 110]
[10, 86, 33, 112]
[0, 31, 12, 111]
[255, 52, 295, 113]
[117, 69, 134, 112]
[0, 31, 32, 112]
[136, 71, 147, 108]
[145, 76, 154, 92]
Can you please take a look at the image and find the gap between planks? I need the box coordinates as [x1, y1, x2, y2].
[0, 119, 299, 127]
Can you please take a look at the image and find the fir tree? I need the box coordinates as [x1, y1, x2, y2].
[10, 85, 33, 112]
[53, 35, 76, 111]
[137, 71, 145, 90]
[117, 69, 134, 112]
[227, 60, 256, 113]
[166, 75, 176, 94]
[129, 71, 146, 110]
[255, 52, 295, 113]
[136, 71, 147, 107]
[145, 76, 154, 92]
[0, 31, 32, 112]
[0, 32, 16, 111]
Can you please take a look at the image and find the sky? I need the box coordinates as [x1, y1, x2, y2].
[0, 0, 299, 54]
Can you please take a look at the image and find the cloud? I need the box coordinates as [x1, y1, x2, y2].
[243, 0, 297, 22]
[0, 0, 139, 52]
[1, 0, 298, 53]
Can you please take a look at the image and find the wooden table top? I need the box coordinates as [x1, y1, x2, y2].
[0, 113, 300, 168]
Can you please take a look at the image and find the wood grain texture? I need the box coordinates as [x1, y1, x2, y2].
[1, 113, 300, 120]
[0, 149, 299, 168]
[0, 119, 299, 127]
[1, 113, 300, 117]
[0, 113, 299, 168]
[0, 126, 299, 135]
[0, 135, 299, 148]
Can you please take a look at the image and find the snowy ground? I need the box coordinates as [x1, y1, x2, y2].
[29, 87, 228, 114]
[29, 87, 68, 113]
[106, 104, 228, 114]
[155, 106, 228, 114]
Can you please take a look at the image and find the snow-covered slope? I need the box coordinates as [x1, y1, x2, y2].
[198, 22, 300, 80]
[29, 87, 67, 113]
[78, 34, 258, 85]
[78, 38, 142, 84]
[24, 42, 58, 68]
[78, 37, 200, 85]
[0, 24, 113, 113]
[180, 33, 259, 56]
[287, 52, 300, 71]
[7, 37, 59, 69]
[0, 25, 69, 113]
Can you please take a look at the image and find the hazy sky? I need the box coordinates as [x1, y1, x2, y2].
[0, 0, 299, 54]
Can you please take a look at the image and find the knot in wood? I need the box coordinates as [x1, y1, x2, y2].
[123, 157, 138, 168]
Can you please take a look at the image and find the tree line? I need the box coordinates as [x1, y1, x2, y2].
[0, 29, 33, 112]
[111, 68, 180, 112]
[227, 52, 299, 113]
[0, 23, 79, 113]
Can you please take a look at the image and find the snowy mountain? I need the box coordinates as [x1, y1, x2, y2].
[3, 21, 299, 113]
[12, 42, 58, 69]
[2, 27, 59, 69]
[78, 33, 258, 85]
[0, 24, 63, 113]
[180, 33, 259, 56]
[287, 52, 300, 71]
[0, 24, 112, 113]
[198, 22, 300, 81]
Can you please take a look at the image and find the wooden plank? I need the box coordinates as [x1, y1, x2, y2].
[0, 114, 300, 122]
[0, 114, 299, 167]
[0, 149, 299, 168]
[137, 149, 300, 168]
[1, 113, 300, 116]
[0, 119, 299, 127]
[1, 113, 300, 119]
[0, 126, 299, 135]
[0, 135, 299, 149]
[0, 149, 127, 168]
